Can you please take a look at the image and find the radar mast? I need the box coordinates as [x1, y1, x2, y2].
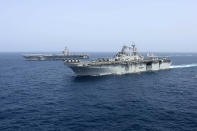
[63, 47, 69, 55]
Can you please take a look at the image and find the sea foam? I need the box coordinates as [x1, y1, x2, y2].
[170, 64, 197, 69]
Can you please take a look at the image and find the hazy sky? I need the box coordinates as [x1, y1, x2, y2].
[0, 0, 197, 52]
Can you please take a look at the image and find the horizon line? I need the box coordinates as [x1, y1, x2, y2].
[0, 51, 197, 53]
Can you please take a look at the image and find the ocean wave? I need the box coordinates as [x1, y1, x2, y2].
[170, 64, 197, 69]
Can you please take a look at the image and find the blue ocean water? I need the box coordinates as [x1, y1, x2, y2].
[0, 52, 197, 131]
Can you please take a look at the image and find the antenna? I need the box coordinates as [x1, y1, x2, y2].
[131, 41, 136, 52]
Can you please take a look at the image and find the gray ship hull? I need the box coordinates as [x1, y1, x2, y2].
[68, 61, 172, 76]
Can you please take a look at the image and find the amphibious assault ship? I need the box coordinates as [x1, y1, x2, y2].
[64, 43, 172, 76]
[23, 47, 89, 61]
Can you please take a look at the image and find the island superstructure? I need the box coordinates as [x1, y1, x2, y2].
[23, 47, 89, 61]
[64, 43, 172, 76]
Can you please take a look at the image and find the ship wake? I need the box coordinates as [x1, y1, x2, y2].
[170, 64, 197, 69]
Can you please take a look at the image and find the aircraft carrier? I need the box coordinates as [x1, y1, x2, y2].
[23, 47, 89, 61]
[64, 43, 172, 76]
